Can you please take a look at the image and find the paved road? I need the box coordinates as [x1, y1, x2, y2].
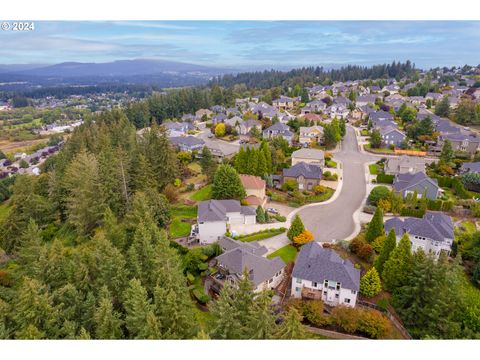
[296, 126, 377, 242]
[196, 123, 240, 157]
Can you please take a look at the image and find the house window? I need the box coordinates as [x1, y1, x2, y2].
[335, 294, 339, 298]
[336, 283, 341, 291]
[312, 282, 318, 287]
[351, 290, 356, 294]
[295, 287, 301, 292]
[345, 298, 351, 304]
[323, 291, 327, 295]
[296, 278, 302, 284]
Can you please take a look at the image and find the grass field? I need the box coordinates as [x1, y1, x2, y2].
[325, 159, 337, 168]
[236, 228, 286, 242]
[267, 244, 298, 263]
[169, 205, 197, 238]
[369, 163, 379, 175]
[190, 184, 212, 202]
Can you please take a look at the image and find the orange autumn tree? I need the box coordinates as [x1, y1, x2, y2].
[293, 229, 314, 246]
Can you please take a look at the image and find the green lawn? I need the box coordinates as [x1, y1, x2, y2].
[169, 204, 197, 239]
[236, 228, 286, 242]
[360, 129, 370, 136]
[307, 187, 334, 203]
[267, 244, 298, 263]
[369, 164, 379, 175]
[325, 159, 337, 168]
[190, 184, 212, 202]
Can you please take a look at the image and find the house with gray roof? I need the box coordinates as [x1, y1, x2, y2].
[380, 126, 406, 148]
[163, 121, 194, 137]
[281, 162, 322, 191]
[214, 236, 286, 293]
[197, 200, 256, 244]
[384, 211, 454, 258]
[356, 94, 380, 107]
[212, 113, 228, 125]
[437, 132, 480, 155]
[460, 162, 480, 174]
[393, 171, 439, 200]
[169, 136, 205, 153]
[262, 122, 293, 144]
[237, 119, 261, 136]
[291, 242, 360, 307]
[291, 148, 325, 167]
[384, 155, 428, 175]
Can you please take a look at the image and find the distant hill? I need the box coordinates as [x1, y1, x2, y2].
[2, 59, 231, 78]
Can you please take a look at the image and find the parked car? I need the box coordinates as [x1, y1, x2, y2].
[267, 208, 279, 214]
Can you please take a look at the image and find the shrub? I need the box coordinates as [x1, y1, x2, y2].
[368, 186, 391, 206]
[330, 306, 359, 333]
[282, 179, 297, 192]
[163, 183, 179, 203]
[376, 173, 394, 184]
[349, 236, 374, 261]
[357, 309, 392, 339]
[293, 230, 314, 246]
[371, 235, 386, 253]
[377, 198, 391, 213]
[313, 184, 327, 194]
[360, 268, 382, 297]
[192, 288, 210, 304]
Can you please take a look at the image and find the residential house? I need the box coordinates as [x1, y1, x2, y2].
[169, 136, 205, 153]
[291, 148, 325, 167]
[437, 133, 480, 155]
[425, 92, 443, 102]
[212, 113, 228, 125]
[384, 212, 454, 258]
[356, 94, 379, 107]
[380, 126, 406, 148]
[291, 241, 360, 307]
[325, 104, 349, 119]
[163, 122, 194, 137]
[195, 108, 213, 120]
[262, 123, 294, 144]
[237, 119, 262, 136]
[214, 236, 286, 293]
[384, 155, 428, 175]
[298, 126, 324, 146]
[300, 113, 322, 124]
[239, 174, 267, 207]
[392, 171, 440, 200]
[181, 113, 196, 123]
[273, 95, 299, 110]
[460, 162, 480, 174]
[281, 162, 322, 191]
[197, 200, 256, 244]
[301, 100, 326, 114]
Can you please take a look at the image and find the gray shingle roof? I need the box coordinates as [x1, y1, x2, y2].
[461, 162, 480, 173]
[216, 236, 285, 286]
[197, 200, 255, 222]
[292, 242, 360, 291]
[384, 211, 454, 244]
[169, 136, 205, 147]
[292, 148, 325, 161]
[283, 162, 322, 179]
[392, 171, 438, 193]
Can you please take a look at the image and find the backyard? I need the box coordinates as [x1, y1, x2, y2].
[169, 204, 197, 238]
[267, 244, 298, 263]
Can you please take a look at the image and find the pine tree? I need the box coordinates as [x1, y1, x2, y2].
[64, 149, 105, 235]
[17, 219, 45, 279]
[276, 307, 306, 339]
[93, 287, 123, 339]
[132, 153, 156, 192]
[123, 278, 160, 339]
[200, 146, 217, 182]
[97, 145, 125, 216]
[256, 150, 267, 177]
[249, 148, 259, 175]
[287, 214, 305, 241]
[103, 207, 127, 250]
[374, 229, 397, 275]
[256, 206, 266, 223]
[360, 267, 382, 297]
[365, 207, 384, 243]
[248, 291, 276, 339]
[234, 146, 247, 174]
[382, 233, 412, 292]
[440, 139, 454, 164]
[435, 96, 450, 117]
[211, 164, 246, 200]
[260, 141, 273, 174]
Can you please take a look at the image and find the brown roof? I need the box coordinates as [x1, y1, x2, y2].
[302, 113, 322, 122]
[239, 174, 266, 190]
[244, 195, 264, 206]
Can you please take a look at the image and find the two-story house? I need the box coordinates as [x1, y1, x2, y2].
[298, 126, 324, 146]
[291, 148, 325, 167]
[392, 171, 440, 200]
[169, 136, 205, 153]
[281, 162, 322, 191]
[291, 242, 360, 307]
[380, 126, 406, 148]
[262, 123, 294, 144]
[239, 174, 266, 207]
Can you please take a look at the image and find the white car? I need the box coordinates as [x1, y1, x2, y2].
[267, 208, 279, 214]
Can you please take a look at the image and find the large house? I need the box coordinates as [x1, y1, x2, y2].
[197, 200, 256, 244]
[281, 162, 322, 191]
[291, 242, 360, 307]
[170, 136, 205, 152]
[460, 162, 480, 174]
[301, 100, 327, 114]
[291, 148, 325, 167]
[262, 123, 294, 144]
[384, 155, 428, 175]
[237, 119, 262, 136]
[272, 95, 299, 110]
[298, 126, 324, 146]
[380, 126, 406, 148]
[239, 174, 267, 207]
[214, 236, 286, 293]
[392, 171, 440, 200]
[356, 94, 379, 107]
[384, 212, 454, 258]
[437, 133, 480, 155]
[163, 122, 194, 137]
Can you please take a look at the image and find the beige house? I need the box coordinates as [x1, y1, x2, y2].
[195, 108, 213, 120]
[291, 148, 325, 167]
[299, 126, 324, 146]
[239, 174, 267, 207]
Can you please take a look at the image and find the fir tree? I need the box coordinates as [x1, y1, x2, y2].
[93, 287, 123, 339]
[287, 214, 305, 241]
[365, 207, 384, 243]
[360, 267, 382, 297]
[248, 291, 276, 339]
[260, 141, 273, 174]
[199, 146, 218, 182]
[211, 164, 246, 200]
[374, 229, 397, 275]
[256, 150, 268, 177]
[382, 233, 412, 291]
[234, 146, 247, 174]
[276, 307, 306, 339]
[256, 206, 266, 223]
[440, 140, 454, 164]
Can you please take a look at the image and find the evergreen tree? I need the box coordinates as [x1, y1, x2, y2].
[256, 150, 268, 177]
[64, 149, 105, 235]
[248, 148, 259, 175]
[103, 207, 127, 250]
[132, 153, 156, 192]
[370, 128, 382, 148]
[256, 206, 266, 223]
[97, 145, 126, 216]
[93, 287, 123, 339]
[17, 219, 45, 279]
[276, 307, 306, 339]
[360, 268, 382, 297]
[365, 207, 385, 243]
[440, 140, 454, 164]
[260, 141, 273, 174]
[123, 278, 160, 339]
[248, 291, 276, 339]
[287, 215, 305, 241]
[199, 146, 218, 182]
[382, 233, 412, 291]
[211, 164, 246, 200]
[435, 96, 450, 117]
[323, 124, 339, 149]
[234, 146, 247, 174]
[374, 229, 397, 275]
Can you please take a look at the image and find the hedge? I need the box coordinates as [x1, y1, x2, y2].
[427, 199, 454, 212]
[432, 175, 470, 199]
[376, 173, 394, 184]
[400, 207, 425, 218]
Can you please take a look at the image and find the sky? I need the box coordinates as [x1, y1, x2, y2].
[1, 21, 479, 69]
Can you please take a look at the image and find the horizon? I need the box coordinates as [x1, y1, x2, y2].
[1, 21, 479, 69]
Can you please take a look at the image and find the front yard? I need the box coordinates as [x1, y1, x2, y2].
[368, 163, 379, 175]
[267, 244, 298, 263]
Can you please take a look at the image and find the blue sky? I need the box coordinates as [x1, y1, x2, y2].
[1, 21, 479, 69]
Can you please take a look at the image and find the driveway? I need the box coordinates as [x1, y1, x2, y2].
[295, 126, 377, 242]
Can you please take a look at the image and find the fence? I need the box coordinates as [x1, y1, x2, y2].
[394, 149, 427, 157]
